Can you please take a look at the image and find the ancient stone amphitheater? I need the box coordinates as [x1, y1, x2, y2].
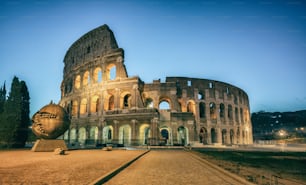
[59, 24, 253, 147]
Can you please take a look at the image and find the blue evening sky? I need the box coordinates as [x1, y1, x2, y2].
[0, 0, 306, 116]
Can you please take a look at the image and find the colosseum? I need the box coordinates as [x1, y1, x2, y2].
[59, 24, 253, 147]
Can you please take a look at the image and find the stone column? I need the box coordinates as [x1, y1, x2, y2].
[131, 119, 137, 145]
[150, 118, 159, 145]
[113, 120, 119, 145]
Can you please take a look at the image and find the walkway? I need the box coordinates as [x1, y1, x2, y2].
[104, 150, 252, 185]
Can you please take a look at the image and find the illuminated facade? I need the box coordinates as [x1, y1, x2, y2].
[59, 24, 253, 147]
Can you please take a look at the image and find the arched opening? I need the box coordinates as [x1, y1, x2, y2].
[119, 125, 131, 146]
[240, 108, 243, 125]
[78, 127, 86, 146]
[209, 102, 217, 120]
[102, 126, 113, 144]
[237, 127, 240, 144]
[178, 126, 187, 146]
[123, 94, 131, 108]
[199, 127, 208, 144]
[108, 95, 114, 110]
[72, 100, 78, 116]
[80, 98, 87, 115]
[222, 129, 227, 145]
[69, 128, 77, 145]
[139, 124, 150, 145]
[83, 71, 90, 86]
[211, 128, 217, 144]
[89, 126, 98, 145]
[107, 64, 116, 80]
[198, 91, 205, 100]
[93, 67, 102, 83]
[199, 102, 206, 118]
[235, 107, 239, 122]
[91, 96, 99, 113]
[219, 103, 225, 118]
[145, 98, 153, 108]
[230, 129, 234, 144]
[159, 100, 170, 110]
[74, 75, 81, 89]
[160, 128, 169, 145]
[228, 105, 233, 120]
[187, 101, 195, 115]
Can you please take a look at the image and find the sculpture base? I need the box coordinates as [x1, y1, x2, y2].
[31, 139, 68, 152]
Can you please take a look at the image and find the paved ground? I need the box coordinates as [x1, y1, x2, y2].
[105, 150, 250, 185]
[0, 149, 145, 185]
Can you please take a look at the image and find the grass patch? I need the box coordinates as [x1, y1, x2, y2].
[194, 149, 306, 184]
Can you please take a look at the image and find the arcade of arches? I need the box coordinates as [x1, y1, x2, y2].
[59, 24, 253, 147]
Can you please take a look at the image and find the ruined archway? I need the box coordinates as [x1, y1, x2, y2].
[211, 128, 217, 144]
[102, 126, 113, 144]
[178, 126, 188, 146]
[199, 127, 208, 144]
[119, 124, 131, 146]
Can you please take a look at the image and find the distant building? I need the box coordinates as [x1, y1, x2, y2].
[252, 110, 306, 140]
[59, 24, 253, 147]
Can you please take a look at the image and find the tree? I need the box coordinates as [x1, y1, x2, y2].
[0, 82, 6, 113]
[0, 76, 30, 148]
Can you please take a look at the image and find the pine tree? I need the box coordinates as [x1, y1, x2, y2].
[0, 82, 7, 147]
[0, 76, 30, 148]
[0, 82, 6, 113]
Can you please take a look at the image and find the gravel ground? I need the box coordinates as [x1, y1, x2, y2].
[105, 150, 249, 185]
[0, 149, 145, 185]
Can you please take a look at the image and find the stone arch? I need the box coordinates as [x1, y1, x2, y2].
[199, 127, 208, 144]
[228, 104, 233, 120]
[159, 98, 171, 110]
[240, 108, 243, 125]
[78, 127, 86, 146]
[70, 128, 77, 144]
[72, 100, 78, 116]
[106, 63, 116, 80]
[121, 92, 132, 109]
[160, 126, 171, 145]
[108, 95, 114, 110]
[219, 103, 225, 119]
[93, 67, 102, 83]
[199, 102, 206, 118]
[119, 124, 131, 146]
[198, 91, 205, 100]
[211, 128, 217, 144]
[222, 129, 227, 145]
[90, 95, 100, 113]
[102, 125, 113, 144]
[89, 126, 98, 144]
[74, 75, 81, 89]
[230, 129, 234, 144]
[145, 98, 154, 108]
[235, 107, 239, 122]
[80, 98, 87, 114]
[83, 71, 90, 86]
[139, 124, 150, 145]
[177, 126, 188, 145]
[209, 102, 217, 120]
[187, 100, 196, 115]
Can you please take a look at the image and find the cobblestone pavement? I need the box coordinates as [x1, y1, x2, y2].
[105, 150, 250, 185]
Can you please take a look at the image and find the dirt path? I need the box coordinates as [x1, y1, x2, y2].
[0, 149, 145, 185]
[105, 150, 250, 185]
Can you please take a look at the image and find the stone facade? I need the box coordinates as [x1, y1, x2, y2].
[59, 24, 253, 147]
